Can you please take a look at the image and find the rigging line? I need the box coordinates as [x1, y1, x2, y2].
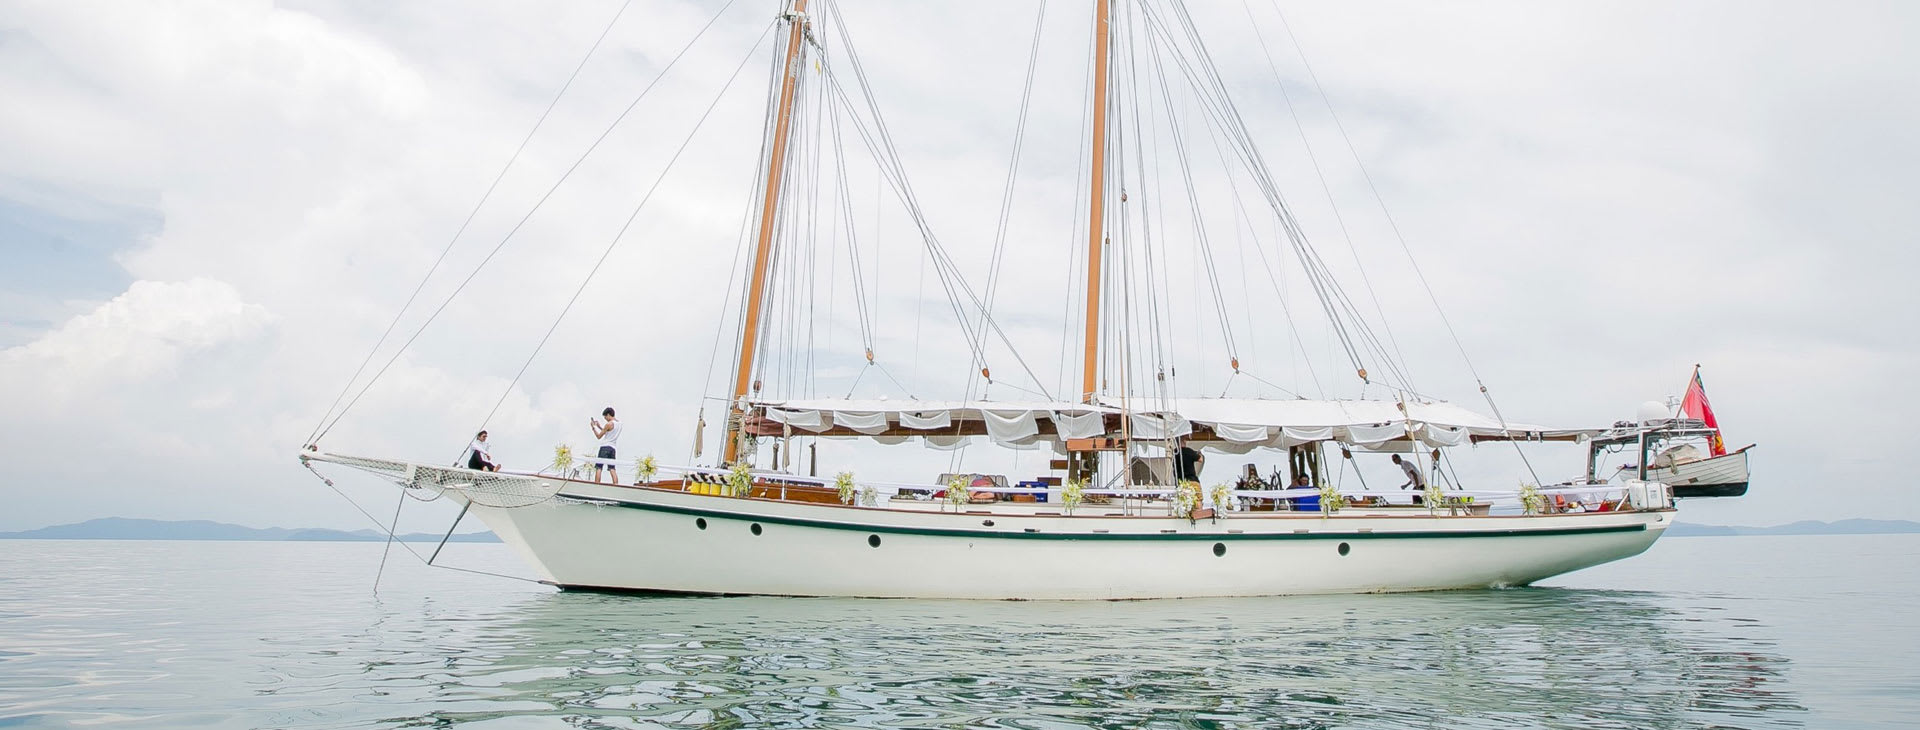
[371, 483, 407, 595]
[718, 34, 790, 417]
[962, 0, 1049, 396]
[1112, 0, 1138, 424]
[831, 86, 878, 355]
[816, 74, 981, 352]
[1228, 158, 1324, 396]
[1184, 16, 1328, 396]
[1121, 0, 1171, 407]
[1128, 0, 1175, 411]
[749, 31, 814, 403]
[303, 463, 542, 584]
[1137, 1, 1182, 409]
[312, 0, 752, 444]
[475, 21, 780, 435]
[1132, 3, 1359, 369]
[819, 76, 991, 367]
[305, 0, 637, 446]
[1234, 367, 1304, 399]
[1140, 2, 1398, 387]
[1261, 0, 1475, 386]
[1058, 31, 1096, 398]
[1238, 0, 1414, 391]
[816, 0, 1055, 399]
[697, 82, 780, 441]
[814, 68, 1055, 399]
[1142, 19, 1240, 369]
[1164, 2, 1411, 391]
[829, 108, 875, 352]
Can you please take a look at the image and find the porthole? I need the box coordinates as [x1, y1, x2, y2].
[750, 523, 763, 536]
[1337, 542, 1351, 556]
[1212, 542, 1226, 557]
[696, 518, 707, 530]
[868, 534, 882, 548]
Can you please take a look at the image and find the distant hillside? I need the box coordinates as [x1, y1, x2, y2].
[1667, 519, 1920, 537]
[0, 518, 501, 543]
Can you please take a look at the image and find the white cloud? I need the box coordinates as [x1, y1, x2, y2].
[4, 278, 273, 385]
[1, 0, 1916, 532]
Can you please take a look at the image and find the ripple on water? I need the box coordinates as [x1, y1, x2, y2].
[4, 538, 1902, 729]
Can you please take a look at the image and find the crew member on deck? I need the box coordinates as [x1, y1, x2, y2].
[467, 430, 498, 472]
[590, 407, 622, 484]
[1174, 444, 1204, 483]
[1392, 453, 1425, 490]
[1287, 473, 1318, 511]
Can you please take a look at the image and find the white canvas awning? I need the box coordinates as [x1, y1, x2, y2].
[753, 399, 1115, 448]
[1110, 397, 1596, 445]
[748, 396, 1595, 450]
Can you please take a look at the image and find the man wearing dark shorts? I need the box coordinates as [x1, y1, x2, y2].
[1173, 444, 1204, 483]
[590, 407, 623, 484]
[466, 430, 497, 471]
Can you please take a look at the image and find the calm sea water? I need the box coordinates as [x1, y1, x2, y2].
[1, 534, 1914, 729]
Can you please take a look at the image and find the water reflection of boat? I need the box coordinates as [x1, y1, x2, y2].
[332, 589, 1803, 728]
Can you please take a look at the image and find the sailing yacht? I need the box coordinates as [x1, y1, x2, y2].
[300, 0, 1693, 599]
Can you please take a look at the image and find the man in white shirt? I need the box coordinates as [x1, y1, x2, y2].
[590, 407, 623, 484]
[1392, 453, 1425, 490]
[467, 430, 498, 471]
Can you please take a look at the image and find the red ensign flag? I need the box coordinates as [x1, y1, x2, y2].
[1681, 369, 1727, 456]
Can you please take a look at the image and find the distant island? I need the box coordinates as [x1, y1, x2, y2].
[0, 517, 501, 543]
[1, 517, 1915, 542]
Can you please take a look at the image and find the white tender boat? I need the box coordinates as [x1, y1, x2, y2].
[1588, 418, 1752, 499]
[300, 0, 1697, 599]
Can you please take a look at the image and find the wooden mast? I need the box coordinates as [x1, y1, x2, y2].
[1080, 0, 1112, 404]
[726, 0, 811, 464]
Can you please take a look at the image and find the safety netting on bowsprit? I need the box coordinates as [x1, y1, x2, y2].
[302, 452, 565, 509]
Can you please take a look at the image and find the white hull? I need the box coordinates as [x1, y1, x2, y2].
[453, 479, 1671, 600]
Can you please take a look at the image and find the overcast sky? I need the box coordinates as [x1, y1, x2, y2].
[3, 0, 1916, 534]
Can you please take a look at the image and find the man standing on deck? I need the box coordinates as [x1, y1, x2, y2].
[590, 407, 622, 484]
[1174, 444, 1205, 483]
[1392, 453, 1425, 490]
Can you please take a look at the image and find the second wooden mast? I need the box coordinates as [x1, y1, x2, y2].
[1081, 0, 1112, 404]
[726, 0, 810, 464]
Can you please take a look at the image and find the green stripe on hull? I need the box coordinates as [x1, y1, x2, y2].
[566, 492, 1653, 542]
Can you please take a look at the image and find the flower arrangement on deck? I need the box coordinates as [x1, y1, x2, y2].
[635, 455, 658, 484]
[834, 471, 858, 504]
[1173, 481, 1203, 520]
[725, 462, 753, 498]
[945, 475, 970, 509]
[858, 482, 879, 507]
[1062, 477, 1087, 514]
[1318, 483, 1342, 515]
[1209, 483, 1234, 514]
[550, 445, 574, 476]
[1520, 483, 1546, 515]
[1424, 483, 1444, 513]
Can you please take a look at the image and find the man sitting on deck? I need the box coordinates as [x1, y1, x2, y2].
[1286, 473, 1320, 512]
[467, 430, 498, 472]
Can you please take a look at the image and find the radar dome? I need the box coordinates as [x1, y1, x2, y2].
[1636, 400, 1671, 424]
